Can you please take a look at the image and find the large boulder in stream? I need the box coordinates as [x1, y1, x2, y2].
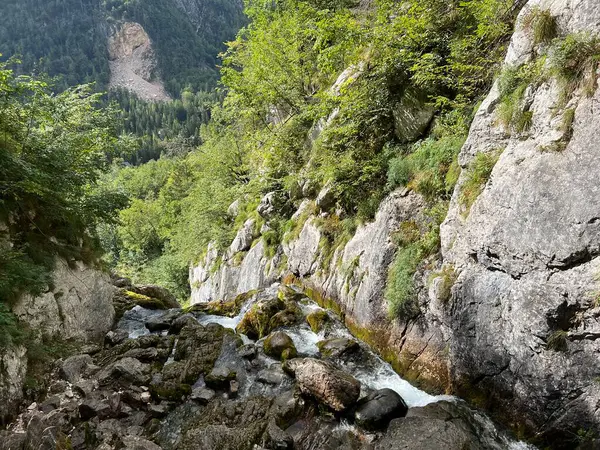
[354, 388, 408, 431]
[264, 331, 297, 360]
[284, 358, 361, 412]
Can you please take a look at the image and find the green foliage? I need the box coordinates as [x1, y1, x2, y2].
[549, 32, 600, 99]
[459, 151, 501, 214]
[429, 265, 457, 302]
[100, 0, 527, 297]
[496, 59, 544, 133]
[385, 204, 446, 319]
[0, 0, 245, 95]
[387, 134, 465, 202]
[522, 7, 557, 46]
[0, 303, 26, 348]
[0, 62, 129, 303]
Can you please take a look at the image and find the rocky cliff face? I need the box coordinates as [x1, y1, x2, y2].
[0, 260, 116, 424]
[108, 22, 171, 102]
[189, 0, 600, 446]
[440, 0, 600, 443]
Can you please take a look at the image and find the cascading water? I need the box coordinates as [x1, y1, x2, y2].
[115, 286, 536, 449]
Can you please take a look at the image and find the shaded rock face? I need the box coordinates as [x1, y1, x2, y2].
[13, 259, 116, 344]
[0, 346, 27, 425]
[438, 0, 600, 444]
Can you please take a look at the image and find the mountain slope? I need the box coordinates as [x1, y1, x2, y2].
[0, 0, 245, 95]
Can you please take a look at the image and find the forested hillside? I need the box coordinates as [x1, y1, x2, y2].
[0, 0, 245, 95]
[101, 0, 524, 299]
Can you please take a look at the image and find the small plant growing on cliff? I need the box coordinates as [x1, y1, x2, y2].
[546, 329, 568, 352]
[429, 265, 458, 303]
[496, 60, 544, 133]
[549, 32, 600, 100]
[459, 150, 501, 215]
[523, 7, 557, 46]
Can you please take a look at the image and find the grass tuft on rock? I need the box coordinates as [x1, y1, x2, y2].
[523, 7, 557, 46]
[459, 151, 501, 215]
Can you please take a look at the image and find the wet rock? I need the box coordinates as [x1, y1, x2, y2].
[97, 357, 151, 386]
[60, 354, 94, 383]
[205, 366, 237, 390]
[264, 331, 297, 360]
[106, 329, 129, 346]
[149, 402, 171, 418]
[170, 323, 224, 385]
[236, 296, 286, 339]
[169, 313, 198, 334]
[131, 285, 180, 309]
[120, 435, 162, 450]
[257, 364, 290, 386]
[238, 343, 257, 359]
[229, 380, 239, 398]
[354, 388, 408, 431]
[145, 309, 182, 332]
[317, 338, 359, 358]
[306, 309, 329, 333]
[191, 387, 215, 404]
[268, 390, 306, 429]
[262, 419, 293, 449]
[284, 358, 360, 412]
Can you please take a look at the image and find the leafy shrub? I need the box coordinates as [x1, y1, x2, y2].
[387, 134, 466, 202]
[459, 151, 501, 214]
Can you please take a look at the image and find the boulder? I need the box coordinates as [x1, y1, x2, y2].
[12, 259, 116, 343]
[354, 388, 408, 430]
[306, 310, 329, 333]
[317, 338, 359, 358]
[120, 436, 163, 450]
[315, 183, 336, 211]
[284, 358, 360, 412]
[144, 309, 182, 332]
[374, 400, 511, 450]
[79, 398, 112, 420]
[0, 345, 27, 424]
[205, 366, 237, 390]
[264, 331, 297, 360]
[169, 313, 198, 334]
[235, 296, 285, 339]
[228, 219, 257, 256]
[131, 285, 180, 309]
[105, 330, 129, 346]
[96, 357, 151, 386]
[257, 192, 291, 219]
[60, 354, 94, 383]
[191, 387, 215, 404]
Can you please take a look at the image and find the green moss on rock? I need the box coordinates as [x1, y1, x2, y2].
[264, 331, 297, 361]
[307, 310, 329, 333]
